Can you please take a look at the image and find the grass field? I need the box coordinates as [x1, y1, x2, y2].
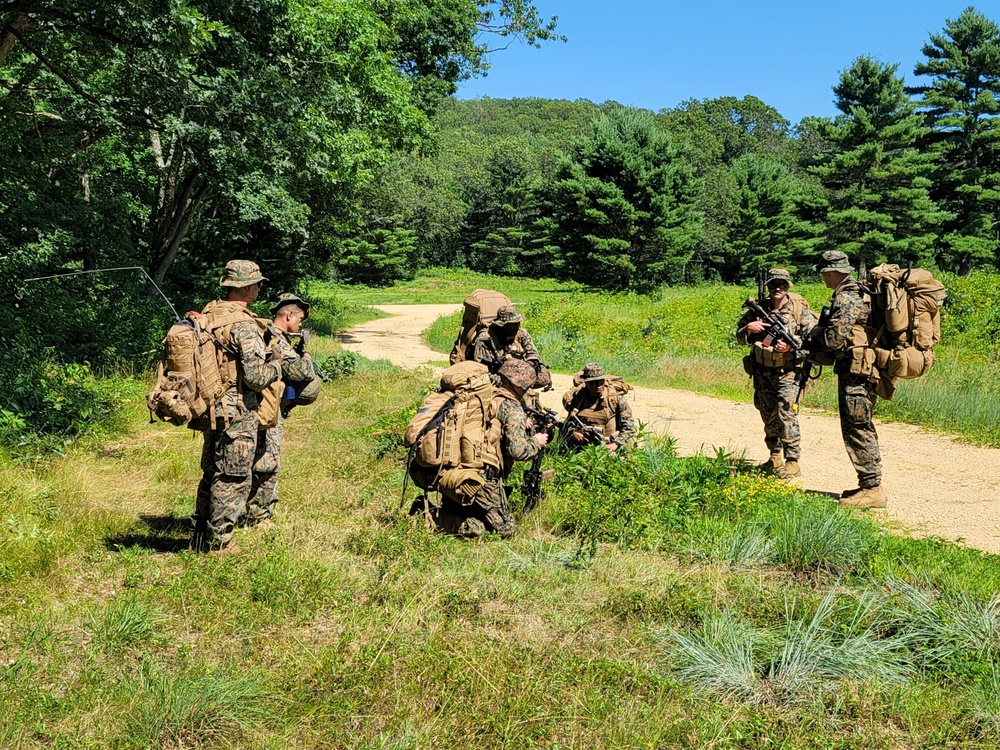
[3, 345, 1000, 748]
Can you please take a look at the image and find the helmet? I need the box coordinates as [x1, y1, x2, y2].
[497, 359, 536, 390]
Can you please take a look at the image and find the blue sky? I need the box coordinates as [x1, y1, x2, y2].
[458, 0, 985, 124]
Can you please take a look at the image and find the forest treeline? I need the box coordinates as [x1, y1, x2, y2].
[3, 2, 1000, 444]
[352, 6, 1000, 289]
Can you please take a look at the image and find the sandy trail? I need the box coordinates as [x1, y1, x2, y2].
[339, 304, 1000, 554]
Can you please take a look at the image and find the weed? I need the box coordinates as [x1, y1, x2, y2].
[86, 592, 164, 653]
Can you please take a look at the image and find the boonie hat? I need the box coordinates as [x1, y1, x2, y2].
[581, 362, 607, 382]
[271, 292, 310, 319]
[497, 359, 536, 390]
[220, 260, 267, 288]
[818, 250, 854, 274]
[493, 304, 524, 325]
[765, 268, 793, 287]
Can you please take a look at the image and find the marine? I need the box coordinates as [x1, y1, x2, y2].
[467, 304, 551, 396]
[243, 293, 323, 529]
[736, 268, 818, 478]
[431, 359, 548, 538]
[190, 262, 313, 553]
[806, 250, 887, 508]
[561, 362, 637, 453]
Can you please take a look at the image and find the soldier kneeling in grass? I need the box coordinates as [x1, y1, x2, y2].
[561, 362, 636, 453]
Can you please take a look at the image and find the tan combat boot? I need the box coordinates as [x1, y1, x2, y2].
[839, 485, 887, 509]
[776, 460, 801, 479]
[758, 452, 784, 473]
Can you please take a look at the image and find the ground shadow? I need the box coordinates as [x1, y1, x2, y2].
[104, 514, 191, 553]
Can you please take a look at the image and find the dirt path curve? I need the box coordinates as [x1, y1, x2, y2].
[339, 305, 1000, 554]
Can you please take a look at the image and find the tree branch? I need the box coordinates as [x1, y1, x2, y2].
[6, 24, 102, 106]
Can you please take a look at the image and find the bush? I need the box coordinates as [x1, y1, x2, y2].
[319, 351, 361, 380]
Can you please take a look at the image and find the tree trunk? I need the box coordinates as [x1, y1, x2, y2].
[147, 126, 212, 281]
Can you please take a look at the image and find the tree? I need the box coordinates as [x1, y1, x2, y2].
[804, 56, 948, 276]
[716, 154, 816, 281]
[911, 6, 1000, 274]
[537, 108, 703, 290]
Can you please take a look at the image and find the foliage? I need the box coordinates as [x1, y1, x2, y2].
[537, 108, 703, 289]
[911, 6, 1000, 274]
[804, 56, 948, 275]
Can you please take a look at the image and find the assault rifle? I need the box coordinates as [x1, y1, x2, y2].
[521, 405, 559, 513]
[742, 297, 803, 352]
[743, 297, 824, 413]
[563, 411, 606, 447]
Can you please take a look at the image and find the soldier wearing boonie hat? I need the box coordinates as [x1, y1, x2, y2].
[189, 263, 314, 554]
[736, 268, 818, 479]
[470, 302, 551, 400]
[562, 362, 637, 453]
[808, 250, 887, 509]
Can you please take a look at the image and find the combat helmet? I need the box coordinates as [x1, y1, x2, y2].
[497, 359, 536, 391]
[220, 259, 266, 288]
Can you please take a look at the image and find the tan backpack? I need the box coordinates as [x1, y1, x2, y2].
[146, 315, 228, 429]
[404, 361, 502, 502]
[449, 289, 512, 364]
[564, 371, 632, 409]
[866, 264, 946, 381]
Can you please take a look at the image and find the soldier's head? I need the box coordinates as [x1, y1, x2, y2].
[580, 362, 607, 396]
[220, 260, 266, 303]
[765, 268, 792, 303]
[491, 304, 523, 343]
[271, 293, 310, 333]
[497, 359, 536, 398]
[818, 251, 854, 288]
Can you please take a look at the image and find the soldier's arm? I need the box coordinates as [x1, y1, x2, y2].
[613, 398, 637, 446]
[735, 309, 755, 346]
[271, 334, 315, 382]
[500, 400, 540, 462]
[797, 303, 819, 338]
[232, 321, 282, 392]
[518, 328, 540, 359]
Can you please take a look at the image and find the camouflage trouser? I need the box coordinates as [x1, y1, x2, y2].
[244, 423, 284, 523]
[195, 412, 259, 547]
[837, 373, 882, 488]
[433, 478, 517, 539]
[752, 367, 802, 460]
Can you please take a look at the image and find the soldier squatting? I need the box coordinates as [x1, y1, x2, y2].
[186, 251, 896, 551]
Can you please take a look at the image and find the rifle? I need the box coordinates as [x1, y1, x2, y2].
[743, 297, 828, 413]
[520, 404, 559, 513]
[742, 297, 803, 352]
[563, 411, 606, 446]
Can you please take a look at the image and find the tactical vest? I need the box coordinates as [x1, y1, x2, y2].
[566, 387, 621, 439]
[751, 293, 808, 370]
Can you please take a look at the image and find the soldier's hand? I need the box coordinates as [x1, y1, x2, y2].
[524, 417, 534, 430]
[572, 431, 584, 443]
[746, 321, 770, 334]
[533, 432, 549, 447]
[774, 340, 790, 353]
[302, 352, 312, 361]
[606, 442, 619, 453]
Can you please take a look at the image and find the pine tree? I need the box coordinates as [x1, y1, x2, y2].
[721, 154, 816, 282]
[911, 6, 1000, 274]
[805, 56, 948, 276]
[537, 109, 702, 290]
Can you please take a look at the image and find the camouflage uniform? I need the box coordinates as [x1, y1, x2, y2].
[193, 263, 313, 550]
[434, 361, 540, 538]
[562, 363, 637, 449]
[736, 274, 817, 463]
[811, 253, 882, 489]
[243, 309, 316, 525]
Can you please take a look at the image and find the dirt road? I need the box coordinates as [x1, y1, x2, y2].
[339, 305, 1000, 554]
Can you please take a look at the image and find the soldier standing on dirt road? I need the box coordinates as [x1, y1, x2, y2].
[736, 269, 817, 479]
[806, 250, 887, 509]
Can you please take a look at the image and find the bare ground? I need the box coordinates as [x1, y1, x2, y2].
[338, 304, 1000, 554]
